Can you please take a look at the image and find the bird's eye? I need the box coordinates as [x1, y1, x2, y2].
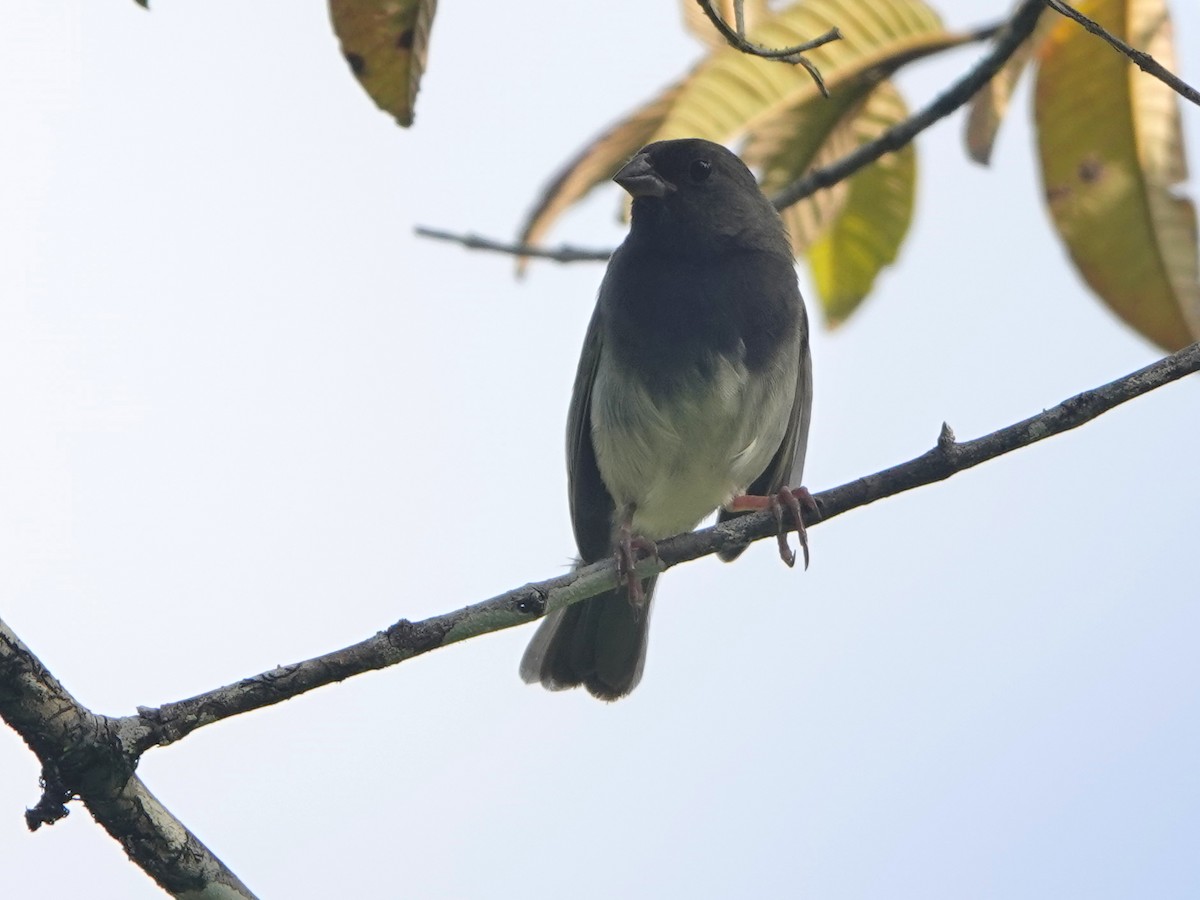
[689, 159, 713, 183]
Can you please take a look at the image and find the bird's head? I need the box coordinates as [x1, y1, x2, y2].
[614, 138, 788, 256]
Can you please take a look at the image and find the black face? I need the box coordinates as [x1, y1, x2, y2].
[620, 138, 783, 255]
[636, 139, 760, 195]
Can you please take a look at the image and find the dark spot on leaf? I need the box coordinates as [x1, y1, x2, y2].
[395, 29, 415, 50]
[344, 51, 366, 77]
[1078, 156, 1104, 184]
[1046, 184, 1071, 205]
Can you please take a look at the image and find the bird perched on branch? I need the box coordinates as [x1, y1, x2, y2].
[520, 138, 814, 701]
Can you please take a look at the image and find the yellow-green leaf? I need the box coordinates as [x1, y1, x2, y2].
[517, 83, 684, 266]
[964, 10, 1058, 165]
[329, 0, 437, 128]
[1034, 0, 1198, 350]
[807, 83, 915, 325]
[748, 96, 859, 258]
[743, 77, 871, 259]
[519, 0, 960, 254]
[653, 0, 947, 143]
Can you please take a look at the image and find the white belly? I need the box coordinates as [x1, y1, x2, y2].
[590, 351, 795, 539]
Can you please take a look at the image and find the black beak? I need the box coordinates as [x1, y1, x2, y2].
[614, 153, 673, 199]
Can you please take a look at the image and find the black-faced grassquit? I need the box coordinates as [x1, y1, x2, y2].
[521, 138, 813, 701]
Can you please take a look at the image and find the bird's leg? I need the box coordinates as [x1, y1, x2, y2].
[726, 486, 819, 569]
[614, 513, 657, 608]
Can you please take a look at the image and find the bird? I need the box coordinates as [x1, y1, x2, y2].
[519, 138, 813, 701]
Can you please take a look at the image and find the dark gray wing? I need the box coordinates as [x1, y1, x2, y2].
[520, 304, 653, 700]
[565, 305, 616, 564]
[717, 307, 812, 562]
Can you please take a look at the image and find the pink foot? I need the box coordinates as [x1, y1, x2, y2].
[727, 486, 819, 569]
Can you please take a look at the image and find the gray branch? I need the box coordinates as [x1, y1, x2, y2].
[0, 620, 258, 899]
[118, 340, 1200, 751]
[4, 330, 1198, 894]
[771, 0, 1045, 207]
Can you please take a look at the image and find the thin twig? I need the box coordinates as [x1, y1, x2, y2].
[772, 0, 1046, 208]
[695, 0, 841, 97]
[1046, 0, 1200, 107]
[115, 340, 1200, 751]
[415, 225, 612, 263]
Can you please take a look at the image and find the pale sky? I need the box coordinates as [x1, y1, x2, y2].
[1, 2, 1198, 898]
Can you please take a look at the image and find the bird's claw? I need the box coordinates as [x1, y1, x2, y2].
[729, 485, 819, 569]
[771, 492, 799, 568]
[771, 487, 817, 569]
[615, 525, 658, 608]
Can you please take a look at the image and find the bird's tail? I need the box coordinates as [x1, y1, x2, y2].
[519, 577, 656, 701]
